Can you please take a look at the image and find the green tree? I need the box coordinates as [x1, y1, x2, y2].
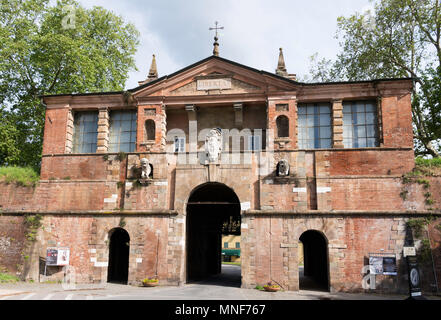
[307, 0, 441, 157]
[0, 110, 20, 165]
[0, 0, 140, 171]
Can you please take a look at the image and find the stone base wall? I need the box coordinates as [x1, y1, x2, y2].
[0, 215, 179, 286]
[0, 213, 440, 294]
[242, 214, 440, 294]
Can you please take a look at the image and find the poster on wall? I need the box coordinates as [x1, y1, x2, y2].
[46, 248, 58, 266]
[369, 256, 383, 275]
[57, 248, 70, 266]
[382, 257, 397, 275]
[46, 247, 70, 266]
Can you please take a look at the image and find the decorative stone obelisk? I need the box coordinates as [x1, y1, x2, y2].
[138, 54, 158, 86]
[276, 48, 288, 77]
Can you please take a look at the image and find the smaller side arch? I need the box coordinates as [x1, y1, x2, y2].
[107, 227, 130, 284]
[299, 230, 329, 291]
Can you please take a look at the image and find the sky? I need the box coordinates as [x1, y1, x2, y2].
[77, 0, 374, 90]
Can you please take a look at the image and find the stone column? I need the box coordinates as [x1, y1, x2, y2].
[186, 105, 197, 164]
[233, 103, 243, 128]
[97, 107, 109, 153]
[159, 104, 167, 151]
[65, 108, 74, 153]
[332, 100, 344, 148]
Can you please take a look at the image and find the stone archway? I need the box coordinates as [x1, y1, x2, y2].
[107, 228, 130, 284]
[299, 230, 329, 291]
[186, 182, 241, 286]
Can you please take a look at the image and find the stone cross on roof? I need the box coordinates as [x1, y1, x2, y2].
[209, 21, 224, 56]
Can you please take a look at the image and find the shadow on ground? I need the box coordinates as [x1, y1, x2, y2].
[186, 264, 241, 288]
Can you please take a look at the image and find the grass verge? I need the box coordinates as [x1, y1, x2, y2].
[0, 272, 20, 283]
[415, 157, 441, 168]
[0, 166, 39, 187]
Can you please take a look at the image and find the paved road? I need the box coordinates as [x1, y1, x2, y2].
[0, 265, 425, 301]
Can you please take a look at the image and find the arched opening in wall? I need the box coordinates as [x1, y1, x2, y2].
[145, 119, 156, 141]
[107, 228, 130, 284]
[186, 182, 241, 287]
[276, 115, 289, 138]
[299, 230, 329, 291]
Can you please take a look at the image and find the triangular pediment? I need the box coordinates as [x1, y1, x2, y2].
[131, 56, 298, 98]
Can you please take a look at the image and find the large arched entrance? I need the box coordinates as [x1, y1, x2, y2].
[186, 182, 241, 286]
[299, 230, 329, 291]
[107, 228, 130, 284]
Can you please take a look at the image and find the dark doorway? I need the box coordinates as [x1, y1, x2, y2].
[299, 230, 329, 291]
[186, 183, 241, 286]
[107, 228, 130, 284]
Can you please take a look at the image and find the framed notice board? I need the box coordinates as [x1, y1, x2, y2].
[369, 253, 397, 276]
[46, 247, 70, 266]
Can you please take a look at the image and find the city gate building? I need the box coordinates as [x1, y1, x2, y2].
[0, 48, 440, 294]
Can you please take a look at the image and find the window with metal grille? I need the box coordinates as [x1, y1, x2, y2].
[235, 242, 240, 248]
[174, 136, 186, 152]
[343, 101, 379, 148]
[297, 103, 332, 149]
[108, 111, 137, 153]
[224, 242, 229, 248]
[247, 135, 262, 151]
[72, 112, 98, 153]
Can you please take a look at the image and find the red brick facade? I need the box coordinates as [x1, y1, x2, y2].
[0, 55, 440, 294]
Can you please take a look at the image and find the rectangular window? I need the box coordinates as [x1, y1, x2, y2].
[235, 242, 240, 249]
[72, 111, 98, 153]
[174, 136, 186, 152]
[108, 111, 137, 153]
[343, 101, 379, 148]
[247, 135, 262, 151]
[224, 242, 229, 249]
[297, 103, 332, 149]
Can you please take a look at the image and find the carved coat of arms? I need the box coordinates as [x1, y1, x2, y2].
[205, 128, 223, 162]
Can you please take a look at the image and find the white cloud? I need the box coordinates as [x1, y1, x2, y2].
[77, 0, 372, 89]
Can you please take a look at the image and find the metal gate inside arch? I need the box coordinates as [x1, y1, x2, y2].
[186, 183, 241, 285]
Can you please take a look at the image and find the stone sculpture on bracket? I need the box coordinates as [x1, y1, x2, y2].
[277, 159, 290, 177]
[140, 158, 152, 180]
[205, 128, 223, 163]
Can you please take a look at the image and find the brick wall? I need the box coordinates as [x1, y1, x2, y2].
[0, 216, 26, 274]
[42, 108, 69, 155]
[242, 215, 439, 294]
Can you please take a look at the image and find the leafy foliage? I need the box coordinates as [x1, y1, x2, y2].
[0, 0, 140, 171]
[307, 0, 441, 157]
[24, 214, 42, 242]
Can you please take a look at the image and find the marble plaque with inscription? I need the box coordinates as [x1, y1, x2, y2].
[197, 78, 231, 91]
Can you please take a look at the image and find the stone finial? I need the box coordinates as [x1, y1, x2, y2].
[276, 48, 288, 76]
[275, 48, 297, 81]
[209, 21, 223, 57]
[148, 54, 158, 80]
[138, 54, 159, 86]
[213, 36, 219, 56]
